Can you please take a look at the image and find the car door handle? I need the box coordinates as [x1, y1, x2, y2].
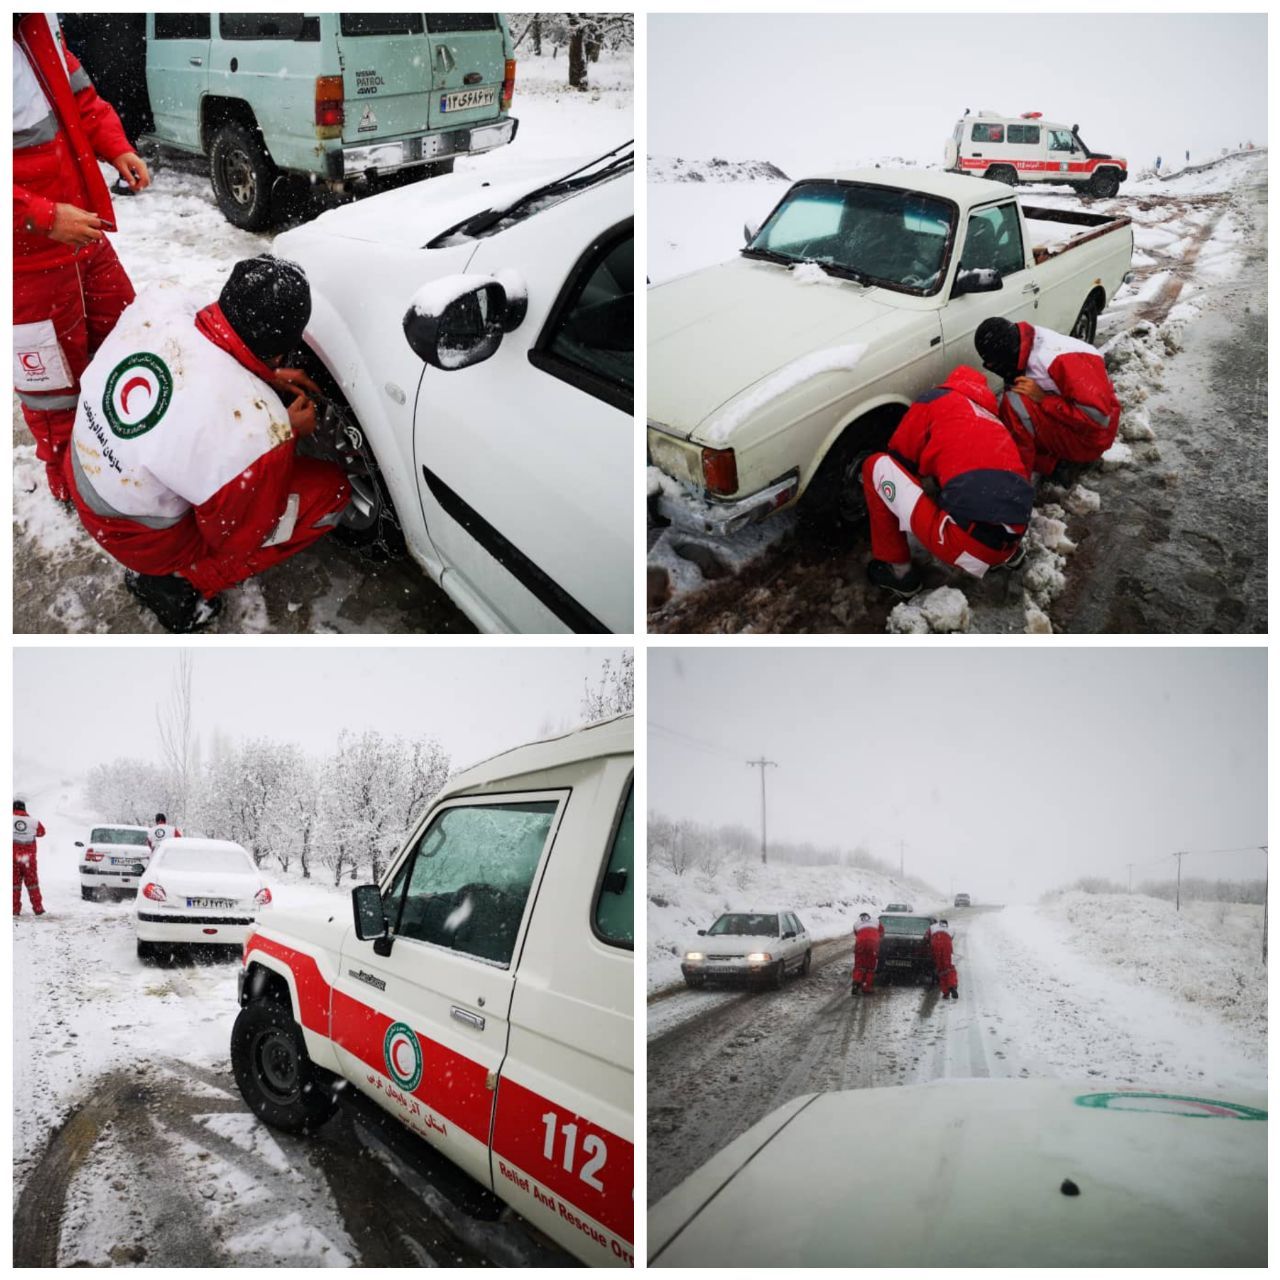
[188, 57, 203, 66]
[451, 1006, 485, 1030]
[1021, 283, 1040, 295]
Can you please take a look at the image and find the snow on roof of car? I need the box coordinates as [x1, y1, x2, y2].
[806, 167, 1014, 203]
[441, 712, 632, 799]
[151, 837, 250, 860]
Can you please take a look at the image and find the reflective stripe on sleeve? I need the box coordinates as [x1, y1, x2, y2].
[1005, 390, 1037, 436]
[67, 66, 92, 93]
[1074, 401, 1113, 428]
[13, 112, 59, 148]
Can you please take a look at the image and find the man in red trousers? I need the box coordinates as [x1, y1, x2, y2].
[13, 799, 46, 916]
[929, 918, 958, 1000]
[851, 911, 884, 996]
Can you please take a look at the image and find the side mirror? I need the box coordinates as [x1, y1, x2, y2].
[602, 866, 628, 895]
[952, 267, 1003, 297]
[352, 884, 388, 942]
[402, 272, 528, 372]
[743, 221, 759, 245]
[696, 929, 707, 937]
[74, 841, 84, 848]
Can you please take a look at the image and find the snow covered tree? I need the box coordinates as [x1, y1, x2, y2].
[510, 13, 633, 88]
[581, 651, 633, 721]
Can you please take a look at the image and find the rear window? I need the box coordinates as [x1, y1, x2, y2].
[91, 827, 148, 846]
[972, 122, 1004, 143]
[340, 13, 425, 37]
[880, 915, 931, 936]
[160, 845, 254, 874]
[219, 14, 307, 40]
[427, 14, 499, 34]
[709, 913, 778, 937]
[154, 14, 210, 40]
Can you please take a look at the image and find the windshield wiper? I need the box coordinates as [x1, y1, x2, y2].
[740, 246, 796, 266]
[814, 261, 875, 286]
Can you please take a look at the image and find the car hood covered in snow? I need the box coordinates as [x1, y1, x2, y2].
[650, 1079, 1266, 1267]
[648, 257, 915, 440]
[694, 931, 780, 957]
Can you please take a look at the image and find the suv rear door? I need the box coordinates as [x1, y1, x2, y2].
[145, 12, 211, 149]
[333, 13, 434, 145]
[332, 791, 568, 1189]
[424, 13, 508, 130]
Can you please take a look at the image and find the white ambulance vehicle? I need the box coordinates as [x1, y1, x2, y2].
[231, 713, 634, 1266]
[946, 110, 1128, 198]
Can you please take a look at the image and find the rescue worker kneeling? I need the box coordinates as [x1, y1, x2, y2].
[862, 366, 1035, 598]
[66, 256, 351, 633]
[975, 316, 1122, 477]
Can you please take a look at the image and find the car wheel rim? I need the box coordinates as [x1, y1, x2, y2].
[222, 149, 256, 207]
[253, 1028, 301, 1104]
[1072, 308, 1096, 343]
[838, 452, 873, 523]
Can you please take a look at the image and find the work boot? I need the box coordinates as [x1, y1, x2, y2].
[46, 462, 70, 504]
[125, 572, 222, 634]
[866, 560, 924, 598]
[994, 542, 1027, 571]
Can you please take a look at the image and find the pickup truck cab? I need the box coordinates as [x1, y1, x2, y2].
[648, 169, 1132, 537]
[946, 110, 1128, 198]
[231, 713, 634, 1266]
[141, 12, 517, 228]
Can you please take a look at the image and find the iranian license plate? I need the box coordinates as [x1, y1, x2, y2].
[441, 88, 495, 112]
[188, 897, 235, 909]
[110, 857, 140, 866]
[887, 959, 912, 967]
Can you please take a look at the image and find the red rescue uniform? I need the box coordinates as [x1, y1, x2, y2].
[13, 14, 137, 499]
[863, 366, 1034, 577]
[929, 925, 957, 998]
[998, 322, 1122, 474]
[851, 917, 884, 993]
[13, 808, 46, 915]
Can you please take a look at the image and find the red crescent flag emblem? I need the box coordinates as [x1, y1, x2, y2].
[120, 375, 151, 415]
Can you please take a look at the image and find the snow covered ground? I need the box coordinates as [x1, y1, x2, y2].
[647, 149, 1266, 634]
[12, 768, 559, 1265]
[12, 51, 632, 634]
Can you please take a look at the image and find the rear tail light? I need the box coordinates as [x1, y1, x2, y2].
[85, 847, 103, 862]
[502, 58, 516, 109]
[254, 887, 272, 907]
[701, 447, 739, 497]
[142, 882, 167, 903]
[315, 75, 344, 136]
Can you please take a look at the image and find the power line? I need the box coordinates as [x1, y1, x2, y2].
[648, 722, 742, 763]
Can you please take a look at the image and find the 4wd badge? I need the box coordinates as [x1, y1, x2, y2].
[383, 1021, 423, 1090]
[102, 352, 173, 439]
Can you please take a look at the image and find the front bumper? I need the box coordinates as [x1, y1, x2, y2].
[682, 956, 777, 982]
[654, 474, 799, 537]
[136, 910, 256, 945]
[337, 115, 518, 180]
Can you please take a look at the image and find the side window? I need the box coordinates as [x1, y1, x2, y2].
[531, 221, 632, 412]
[219, 14, 306, 40]
[1007, 125, 1040, 145]
[392, 800, 559, 967]
[972, 123, 1004, 143]
[593, 785, 633, 949]
[959, 205, 1025, 278]
[794, 914, 806, 935]
[1049, 129, 1076, 153]
[155, 14, 211, 39]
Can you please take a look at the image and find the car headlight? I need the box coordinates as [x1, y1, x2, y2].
[747, 952, 772, 964]
[685, 951, 704, 962]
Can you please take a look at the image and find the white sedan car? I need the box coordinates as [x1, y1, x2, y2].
[681, 910, 812, 989]
[136, 838, 271, 961]
[273, 143, 634, 634]
[76, 824, 152, 901]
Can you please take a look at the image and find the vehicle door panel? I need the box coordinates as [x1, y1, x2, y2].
[425, 14, 506, 129]
[333, 14, 434, 143]
[145, 14, 210, 148]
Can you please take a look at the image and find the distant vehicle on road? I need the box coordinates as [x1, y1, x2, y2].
[954, 893, 972, 907]
[648, 1079, 1267, 1266]
[683, 911, 812, 990]
[883, 902, 913, 914]
[875, 913, 936, 984]
[77, 825, 152, 901]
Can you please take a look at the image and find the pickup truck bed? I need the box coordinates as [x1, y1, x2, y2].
[1021, 205, 1133, 265]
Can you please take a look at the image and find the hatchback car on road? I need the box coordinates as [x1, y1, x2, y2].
[875, 913, 937, 984]
[136, 838, 271, 961]
[683, 911, 811, 989]
[77, 825, 152, 901]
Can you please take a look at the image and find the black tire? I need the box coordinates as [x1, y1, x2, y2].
[800, 950, 812, 977]
[81, 886, 95, 902]
[231, 1000, 338, 1135]
[771, 960, 787, 989]
[209, 121, 279, 231]
[1089, 169, 1120, 198]
[136, 939, 156, 963]
[986, 165, 1019, 186]
[1071, 295, 1101, 346]
[798, 417, 897, 539]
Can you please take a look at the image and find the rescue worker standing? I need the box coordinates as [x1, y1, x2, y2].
[151, 812, 181, 846]
[66, 256, 352, 632]
[851, 911, 884, 996]
[13, 799, 46, 916]
[975, 316, 1122, 478]
[928, 918, 958, 1000]
[862, 366, 1035, 598]
[13, 13, 149, 502]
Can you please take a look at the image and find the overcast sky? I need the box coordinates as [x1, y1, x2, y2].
[14, 647, 628, 783]
[649, 648, 1266, 904]
[651, 14, 1267, 176]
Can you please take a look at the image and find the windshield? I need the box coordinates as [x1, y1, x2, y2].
[90, 827, 148, 846]
[880, 915, 932, 936]
[709, 913, 779, 937]
[746, 180, 955, 295]
[158, 846, 255, 875]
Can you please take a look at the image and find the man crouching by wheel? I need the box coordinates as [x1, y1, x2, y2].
[65, 256, 351, 632]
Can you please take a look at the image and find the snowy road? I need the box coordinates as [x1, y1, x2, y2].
[646, 905, 1265, 1204]
[647, 151, 1267, 634]
[12, 782, 570, 1266]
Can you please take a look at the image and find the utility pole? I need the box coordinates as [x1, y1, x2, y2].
[1127, 863, 1134, 894]
[899, 839, 905, 879]
[746, 757, 777, 865]
[1174, 851, 1186, 911]
[1262, 846, 1268, 965]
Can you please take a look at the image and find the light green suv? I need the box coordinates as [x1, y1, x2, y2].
[142, 12, 517, 228]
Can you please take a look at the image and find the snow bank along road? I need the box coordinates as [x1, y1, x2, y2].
[647, 150, 1266, 634]
[13, 786, 568, 1266]
[646, 905, 1265, 1204]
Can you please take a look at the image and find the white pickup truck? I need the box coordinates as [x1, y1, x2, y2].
[231, 714, 634, 1266]
[648, 169, 1132, 536]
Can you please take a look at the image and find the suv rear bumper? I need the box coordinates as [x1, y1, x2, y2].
[333, 116, 518, 181]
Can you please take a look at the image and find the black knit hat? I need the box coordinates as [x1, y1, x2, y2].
[14, 799, 26, 811]
[219, 256, 311, 361]
[974, 315, 1022, 380]
[155, 812, 166, 823]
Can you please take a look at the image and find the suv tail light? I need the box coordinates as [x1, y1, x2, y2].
[254, 887, 272, 907]
[142, 882, 167, 903]
[701, 446, 739, 497]
[84, 847, 103, 862]
[502, 59, 516, 109]
[315, 75, 344, 136]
